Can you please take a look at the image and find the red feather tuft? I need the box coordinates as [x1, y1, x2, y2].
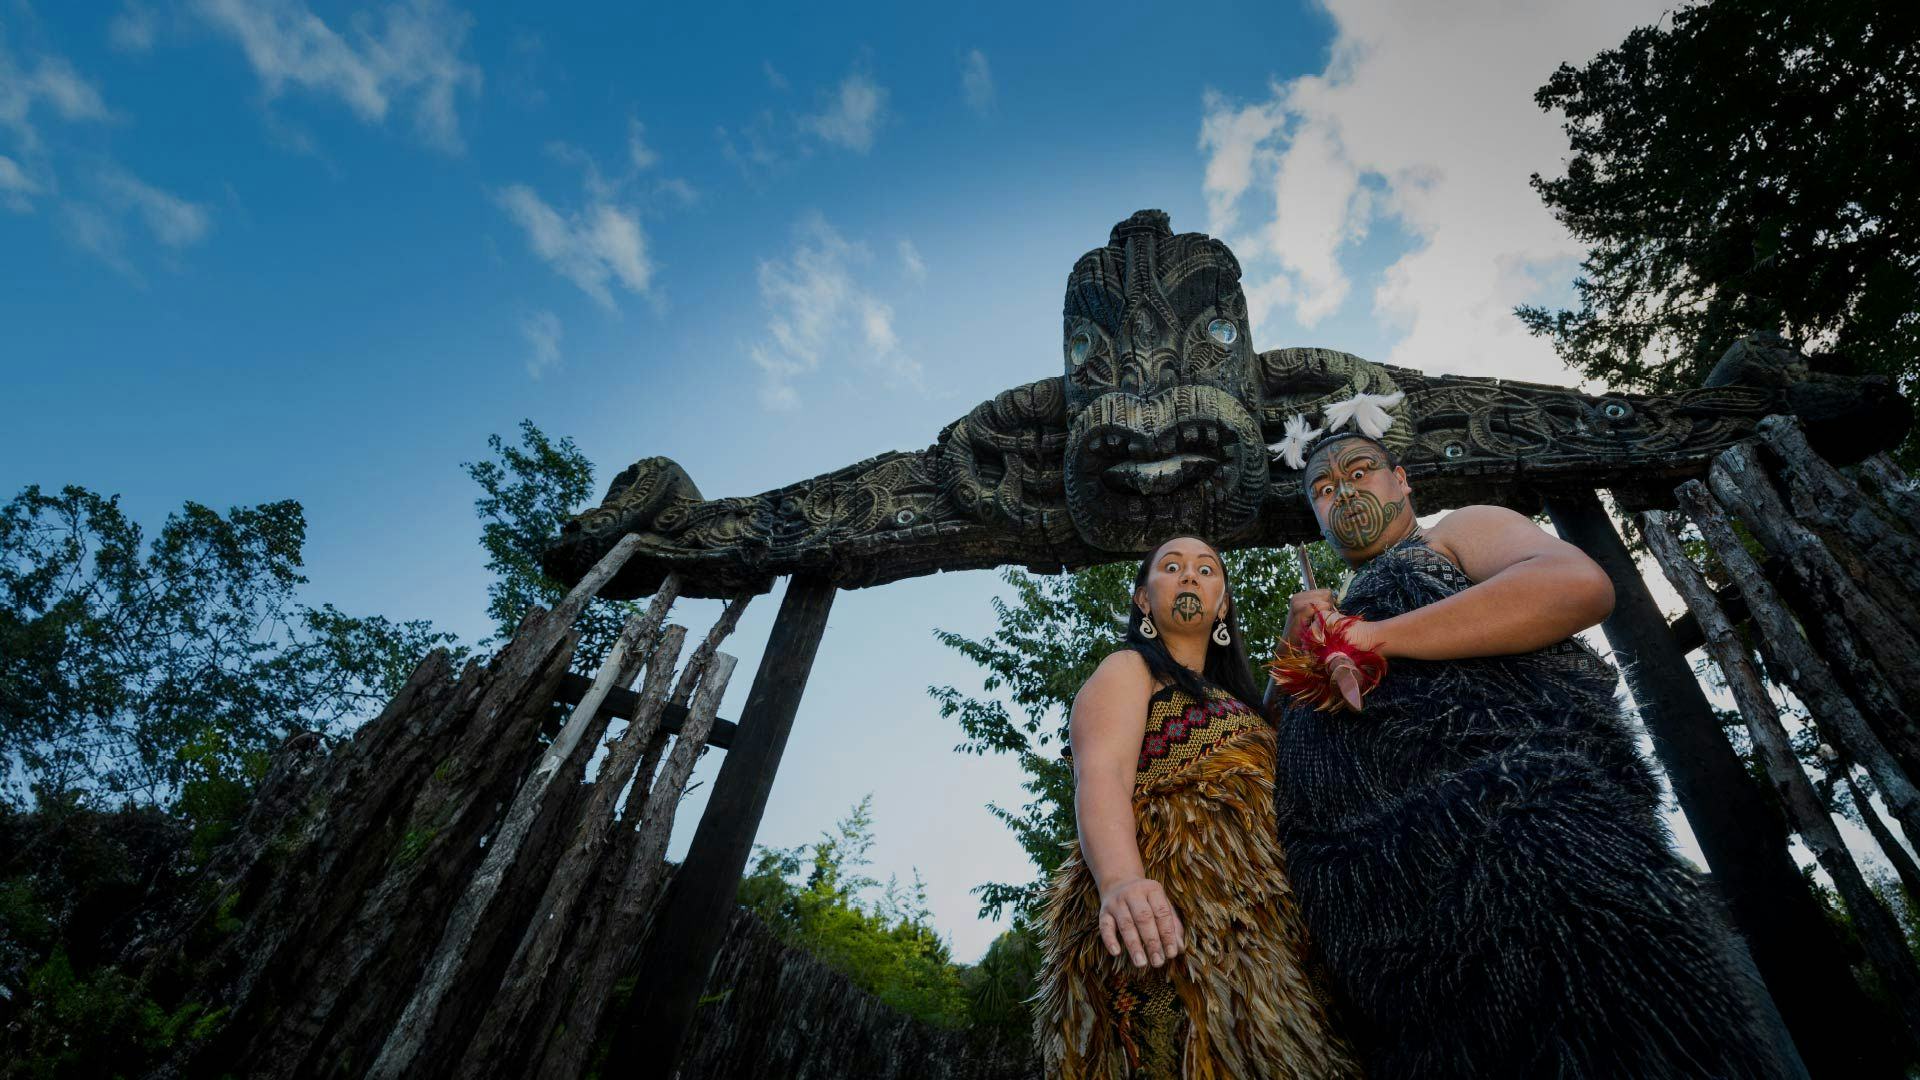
[1267, 612, 1387, 713]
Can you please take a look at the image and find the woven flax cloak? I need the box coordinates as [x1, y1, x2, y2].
[1274, 534, 1794, 1079]
[1034, 683, 1361, 1079]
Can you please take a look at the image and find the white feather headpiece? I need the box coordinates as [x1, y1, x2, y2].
[1322, 389, 1405, 440]
[1267, 413, 1323, 470]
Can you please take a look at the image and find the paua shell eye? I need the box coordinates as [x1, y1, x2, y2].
[1602, 401, 1632, 420]
[1207, 318, 1237, 345]
[1069, 331, 1092, 366]
[1443, 442, 1466, 460]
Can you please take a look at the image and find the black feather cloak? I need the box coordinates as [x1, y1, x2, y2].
[1273, 533, 1796, 1079]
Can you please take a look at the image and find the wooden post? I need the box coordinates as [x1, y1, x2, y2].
[1645, 508, 1920, 1042]
[1677, 474, 1920, 846]
[1542, 488, 1868, 1077]
[614, 574, 837, 1074]
[370, 578, 681, 1080]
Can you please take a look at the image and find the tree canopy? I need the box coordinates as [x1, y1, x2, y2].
[0, 485, 460, 811]
[1520, 0, 1918, 412]
[462, 419, 640, 673]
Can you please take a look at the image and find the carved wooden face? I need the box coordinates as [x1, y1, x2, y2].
[1060, 211, 1269, 551]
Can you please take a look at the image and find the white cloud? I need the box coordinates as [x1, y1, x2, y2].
[0, 155, 39, 211]
[626, 117, 657, 171]
[961, 49, 994, 116]
[109, 2, 160, 53]
[192, 0, 482, 152]
[101, 169, 211, 247]
[0, 39, 111, 153]
[801, 69, 887, 153]
[898, 238, 926, 283]
[521, 309, 562, 379]
[495, 183, 651, 310]
[750, 214, 923, 410]
[62, 201, 137, 279]
[1198, 0, 1670, 381]
[653, 176, 698, 207]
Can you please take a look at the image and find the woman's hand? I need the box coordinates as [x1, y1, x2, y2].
[1284, 588, 1338, 645]
[1098, 876, 1184, 968]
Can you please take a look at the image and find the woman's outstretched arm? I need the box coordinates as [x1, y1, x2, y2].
[1070, 650, 1183, 968]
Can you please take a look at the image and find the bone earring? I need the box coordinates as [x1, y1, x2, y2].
[1140, 611, 1158, 639]
[1212, 619, 1232, 647]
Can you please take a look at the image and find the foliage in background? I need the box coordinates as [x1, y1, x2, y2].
[0, 797, 218, 1078]
[462, 419, 639, 674]
[1520, 0, 1918, 459]
[928, 544, 1342, 923]
[0, 485, 462, 810]
[736, 796, 969, 1029]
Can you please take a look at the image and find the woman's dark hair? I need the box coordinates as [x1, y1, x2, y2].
[1123, 536, 1265, 708]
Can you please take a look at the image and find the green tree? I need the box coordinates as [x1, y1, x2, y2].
[736, 796, 969, 1028]
[927, 545, 1341, 923]
[462, 419, 640, 673]
[1520, 0, 1919, 413]
[0, 485, 461, 810]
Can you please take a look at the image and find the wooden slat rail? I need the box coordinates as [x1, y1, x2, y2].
[553, 671, 738, 750]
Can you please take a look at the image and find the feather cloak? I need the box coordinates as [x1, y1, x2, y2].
[1273, 534, 1795, 1079]
[1035, 715, 1361, 1079]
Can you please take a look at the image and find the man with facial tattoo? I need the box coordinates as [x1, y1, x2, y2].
[1267, 430, 1807, 1079]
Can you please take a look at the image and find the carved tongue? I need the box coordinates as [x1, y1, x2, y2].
[1104, 453, 1218, 496]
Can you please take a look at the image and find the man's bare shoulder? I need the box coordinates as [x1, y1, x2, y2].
[1426, 504, 1579, 582]
[1426, 504, 1536, 542]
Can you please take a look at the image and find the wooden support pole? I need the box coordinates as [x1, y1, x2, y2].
[1543, 488, 1869, 1077]
[1676, 478, 1920, 849]
[373, 574, 683, 1080]
[1644, 509, 1920, 1042]
[1858, 453, 1920, 534]
[1760, 416, 1920, 642]
[612, 574, 836, 1075]
[1707, 444, 1920, 773]
[1841, 766, 1920, 906]
[536, 652, 741, 1080]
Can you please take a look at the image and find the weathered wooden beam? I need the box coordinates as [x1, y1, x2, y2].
[454, 625, 690, 1078]
[1666, 587, 1749, 656]
[1839, 764, 1920, 908]
[1543, 488, 1870, 1077]
[1645, 507, 1920, 1044]
[370, 576, 682, 1080]
[538, 651, 740, 1080]
[1708, 444, 1920, 775]
[553, 671, 738, 750]
[1857, 453, 1920, 534]
[1760, 415, 1920, 643]
[612, 574, 837, 1074]
[1676, 477, 1920, 851]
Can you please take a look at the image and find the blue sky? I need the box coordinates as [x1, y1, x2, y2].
[3, 0, 1720, 960]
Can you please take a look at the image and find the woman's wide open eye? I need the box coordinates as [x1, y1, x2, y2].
[1198, 565, 1213, 576]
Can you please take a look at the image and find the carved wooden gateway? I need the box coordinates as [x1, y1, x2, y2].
[544, 210, 1906, 599]
[137, 211, 1918, 1078]
[534, 210, 1917, 1075]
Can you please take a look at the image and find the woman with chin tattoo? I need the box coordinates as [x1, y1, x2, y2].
[1033, 534, 1359, 1079]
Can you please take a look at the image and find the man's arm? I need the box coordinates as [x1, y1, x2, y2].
[1351, 505, 1614, 661]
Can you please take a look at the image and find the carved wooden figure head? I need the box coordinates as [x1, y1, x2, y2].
[1060, 210, 1268, 550]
